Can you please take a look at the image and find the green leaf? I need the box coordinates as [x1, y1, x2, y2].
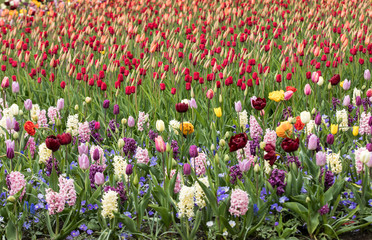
[5, 220, 17, 240]
[148, 204, 172, 228]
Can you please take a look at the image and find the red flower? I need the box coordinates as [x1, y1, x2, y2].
[281, 138, 299, 152]
[175, 103, 188, 113]
[252, 97, 266, 110]
[294, 116, 305, 131]
[57, 133, 72, 145]
[171, 88, 176, 95]
[60, 81, 66, 89]
[45, 135, 61, 152]
[160, 83, 165, 91]
[228, 133, 248, 152]
[264, 144, 276, 166]
[329, 74, 340, 85]
[24, 121, 38, 136]
[286, 86, 297, 92]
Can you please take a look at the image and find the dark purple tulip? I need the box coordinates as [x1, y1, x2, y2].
[315, 113, 322, 125]
[126, 164, 133, 175]
[13, 121, 20, 132]
[369, 116, 372, 127]
[103, 100, 110, 109]
[356, 96, 362, 106]
[366, 143, 372, 152]
[7, 148, 14, 159]
[183, 163, 191, 176]
[92, 149, 100, 161]
[113, 104, 119, 115]
[326, 134, 334, 145]
[189, 145, 198, 158]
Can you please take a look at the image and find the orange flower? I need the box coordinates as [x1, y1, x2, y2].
[286, 86, 297, 93]
[24, 121, 38, 136]
[294, 116, 305, 131]
[276, 121, 293, 138]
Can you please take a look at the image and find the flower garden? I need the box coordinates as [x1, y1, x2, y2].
[1, 0, 372, 239]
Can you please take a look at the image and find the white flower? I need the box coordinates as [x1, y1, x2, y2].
[327, 151, 342, 174]
[300, 111, 311, 124]
[239, 110, 248, 129]
[229, 220, 236, 228]
[336, 109, 348, 132]
[360, 150, 371, 164]
[194, 177, 209, 209]
[223, 231, 228, 236]
[9, 104, 19, 116]
[169, 119, 180, 135]
[66, 114, 79, 136]
[38, 143, 52, 164]
[156, 120, 165, 132]
[177, 186, 195, 218]
[306, 120, 315, 135]
[101, 190, 119, 219]
[181, 99, 189, 105]
[352, 88, 362, 105]
[206, 221, 214, 227]
[317, 76, 324, 86]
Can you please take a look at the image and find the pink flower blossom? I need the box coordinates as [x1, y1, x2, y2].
[229, 189, 249, 217]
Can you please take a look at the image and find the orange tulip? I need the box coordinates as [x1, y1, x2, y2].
[276, 121, 293, 138]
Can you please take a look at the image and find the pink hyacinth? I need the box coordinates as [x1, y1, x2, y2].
[169, 169, 181, 193]
[25, 136, 36, 158]
[249, 116, 263, 139]
[78, 121, 91, 143]
[229, 189, 249, 217]
[135, 147, 150, 164]
[6, 171, 26, 199]
[45, 189, 65, 215]
[237, 141, 251, 161]
[137, 111, 149, 132]
[355, 147, 367, 174]
[47, 106, 61, 124]
[58, 176, 77, 206]
[359, 112, 371, 135]
[38, 110, 48, 128]
[191, 152, 207, 176]
[263, 129, 277, 147]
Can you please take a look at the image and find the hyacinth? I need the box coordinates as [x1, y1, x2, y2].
[318, 204, 329, 216]
[122, 137, 137, 157]
[148, 129, 158, 141]
[58, 176, 77, 206]
[171, 140, 180, 160]
[178, 186, 195, 218]
[306, 120, 315, 135]
[359, 112, 371, 135]
[38, 142, 52, 164]
[30, 104, 40, 122]
[169, 119, 180, 135]
[336, 109, 348, 132]
[249, 116, 263, 139]
[89, 120, 103, 143]
[236, 141, 251, 161]
[355, 147, 367, 174]
[249, 137, 260, 156]
[320, 168, 334, 190]
[239, 110, 248, 130]
[104, 182, 127, 203]
[268, 169, 287, 195]
[6, 171, 26, 199]
[66, 114, 79, 136]
[263, 129, 277, 147]
[25, 136, 36, 158]
[113, 155, 128, 181]
[78, 121, 91, 143]
[194, 177, 209, 208]
[135, 147, 150, 164]
[229, 189, 249, 217]
[326, 152, 342, 174]
[287, 156, 302, 169]
[282, 106, 293, 120]
[229, 165, 243, 184]
[90, 145, 105, 164]
[45, 156, 61, 176]
[190, 152, 207, 176]
[89, 164, 105, 188]
[169, 169, 181, 194]
[101, 190, 119, 219]
[47, 106, 60, 124]
[45, 188, 65, 215]
[37, 109, 48, 128]
[264, 160, 273, 175]
[107, 119, 119, 138]
[332, 98, 341, 111]
[137, 111, 149, 132]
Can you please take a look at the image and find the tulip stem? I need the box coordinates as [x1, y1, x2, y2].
[272, 102, 282, 127]
[207, 100, 210, 122]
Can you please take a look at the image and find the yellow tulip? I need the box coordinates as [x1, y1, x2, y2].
[353, 126, 359, 136]
[331, 124, 338, 135]
[214, 107, 222, 117]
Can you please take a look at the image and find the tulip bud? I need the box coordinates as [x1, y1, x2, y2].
[327, 83, 332, 89]
[85, 97, 92, 104]
[183, 163, 191, 175]
[254, 164, 260, 173]
[219, 94, 223, 103]
[311, 108, 317, 115]
[326, 134, 334, 145]
[214, 153, 219, 165]
[224, 131, 230, 139]
[166, 142, 172, 152]
[260, 142, 266, 149]
[55, 118, 61, 127]
[121, 118, 127, 125]
[118, 139, 124, 149]
[13, 132, 19, 139]
[126, 164, 133, 175]
[224, 154, 230, 162]
[315, 114, 322, 125]
[78, 154, 90, 170]
[133, 174, 139, 186]
[7, 196, 16, 203]
[317, 76, 324, 86]
[219, 139, 226, 147]
[306, 197, 311, 203]
[75, 105, 79, 110]
[92, 149, 100, 161]
[211, 144, 215, 151]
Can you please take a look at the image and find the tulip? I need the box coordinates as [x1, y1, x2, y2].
[189, 145, 198, 158]
[317, 76, 324, 86]
[284, 91, 293, 100]
[281, 138, 299, 152]
[113, 104, 119, 115]
[94, 172, 105, 185]
[355, 96, 362, 106]
[300, 111, 311, 124]
[128, 116, 135, 127]
[326, 134, 334, 145]
[206, 89, 214, 99]
[1, 77, 9, 88]
[78, 154, 90, 170]
[308, 134, 318, 150]
[228, 133, 248, 152]
[364, 69, 371, 80]
[366, 143, 372, 152]
[189, 98, 197, 109]
[12, 82, 19, 93]
[156, 120, 165, 132]
[315, 113, 322, 125]
[360, 150, 371, 164]
[329, 74, 341, 85]
[94, 122, 100, 130]
[250, 96, 257, 108]
[6, 117, 14, 130]
[183, 163, 191, 175]
[92, 149, 100, 161]
[367, 89, 372, 98]
[252, 97, 266, 110]
[304, 84, 311, 95]
[311, 72, 319, 83]
[343, 95, 350, 106]
[234, 101, 242, 112]
[353, 126, 359, 136]
[239, 159, 252, 172]
[315, 151, 327, 166]
[13, 121, 20, 132]
[343, 79, 351, 90]
[214, 107, 222, 117]
[331, 124, 338, 134]
[57, 133, 72, 145]
[24, 99, 32, 110]
[103, 100, 110, 109]
[155, 136, 166, 152]
[78, 143, 89, 155]
[126, 164, 133, 175]
[57, 98, 64, 110]
[175, 103, 188, 113]
[45, 135, 60, 152]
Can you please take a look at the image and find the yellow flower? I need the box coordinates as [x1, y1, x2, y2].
[214, 107, 222, 117]
[340, 81, 344, 88]
[180, 122, 194, 135]
[353, 126, 359, 136]
[268, 90, 285, 102]
[100, 51, 105, 54]
[331, 124, 338, 135]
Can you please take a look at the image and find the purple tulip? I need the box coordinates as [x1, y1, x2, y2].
[326, 134, 334, 145]
[239, 159, 252, 172]
[12, 82, 19, 93]
[343, 95, 350, 106]
[183, 163, 191, 176]
[356, 96, 362, 106]
[315, 113, 322, 125]
[316, 151, 327, 166]
[126, 164, 133, 175]
[113, 104, 119, 115]
[7, 148, 14, 159]
[78, 143, 89, 156]
[127, 116, 135, 127]
[235, 101, 242, 112]
[308, 134, 318, 150]
[57, 99, 64, 110]
[92, 149, 100, 161]
[189, 145, 198, 158]
[366, 143, 372, 152]
[6, 117, 14, 130]
[103, 100, 110, 109]
[24, 99, 32, 111]
[13, 120, 20, 132]
[78, 154, 90, 170]
[94, 172, 105, 185]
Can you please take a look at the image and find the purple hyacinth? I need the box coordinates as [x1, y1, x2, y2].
[89, 120, 103, 143]
[104, 182, 127, 203]
[332, 97, 340, 111]
[107, 119, 119, 138]
[320, 168, 334, 190]
[229, 165, 243, 184]
[249, 137, 260, 156]
[318, 204, 329, 215]
[171, 140, 180, 160]
[148, 130, 158, 142]
[286, 156, 302, 169]
[122, 137, 137, 157]
[44, 156, 61, 176]
[89, 164, 105, 188]
[282, 106, 293, 120]
[268, 169, 287, 195]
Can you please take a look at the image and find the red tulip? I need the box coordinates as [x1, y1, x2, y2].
[228, 133, 248, 152]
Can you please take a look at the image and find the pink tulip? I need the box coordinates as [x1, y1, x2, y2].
[311, 72, 319, 83]
[1, 77, 9, 89]
[155, 136, 166, 152]
[284, 91, 293, 100]
[366, 89, 372, 98]
[94, 172, 105, 185]
[304, 84, 311, 95]
[206, 89, 214, 99]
